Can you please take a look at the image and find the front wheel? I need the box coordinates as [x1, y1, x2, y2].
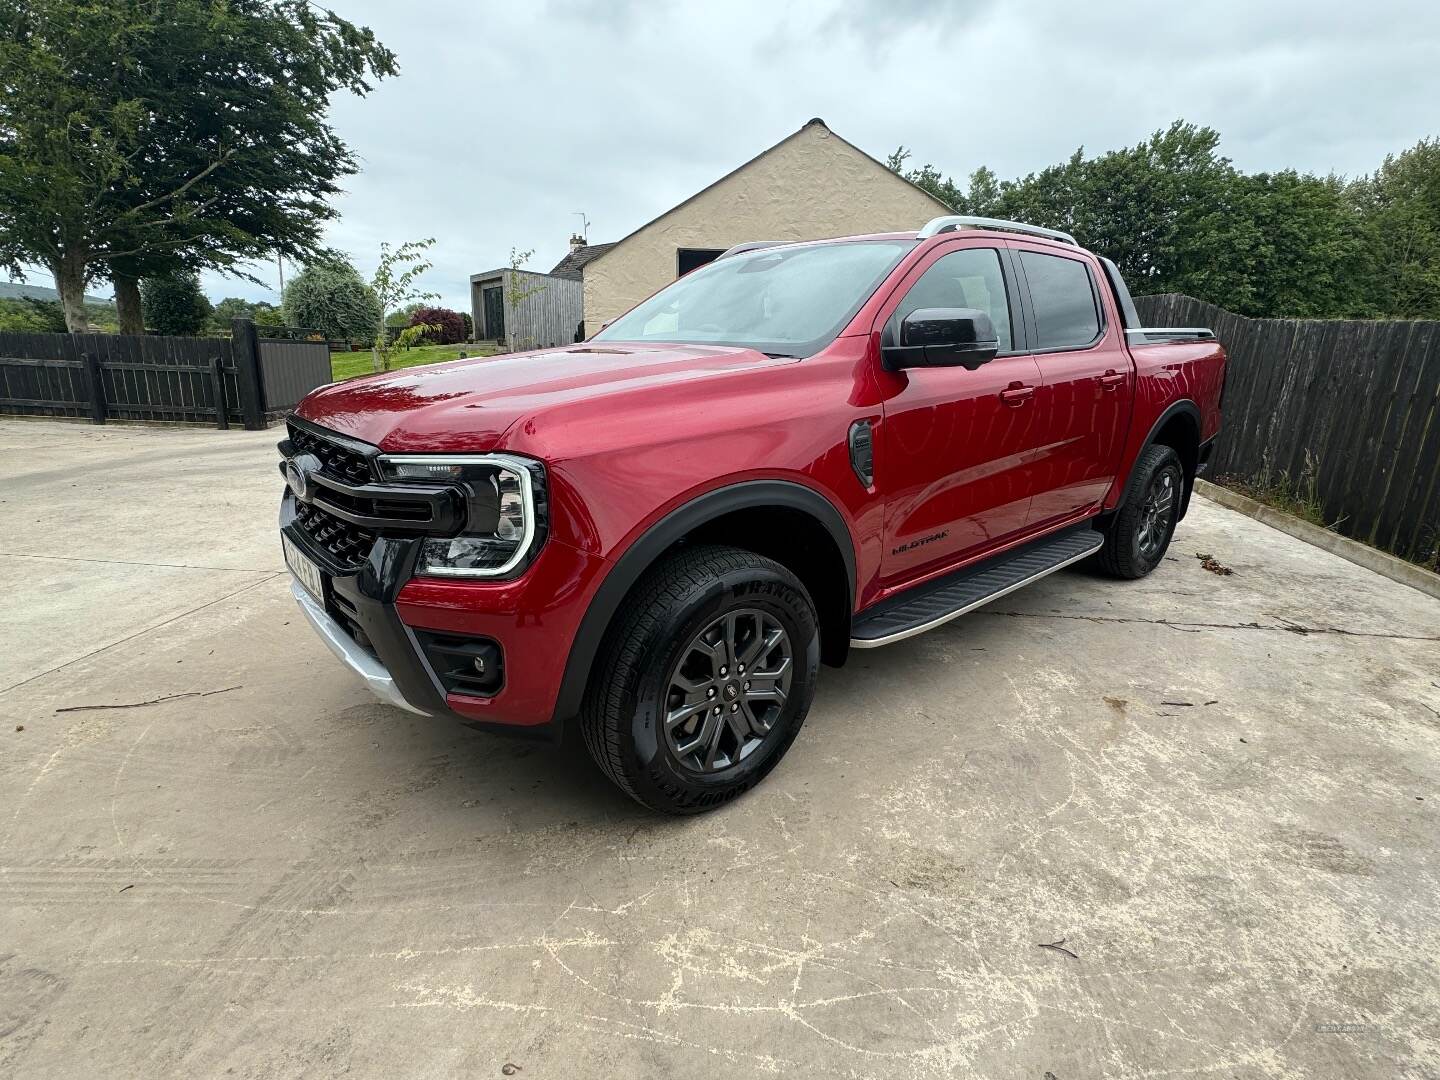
[580, 545, 820, 814]
[1096, 444, 1184, 579]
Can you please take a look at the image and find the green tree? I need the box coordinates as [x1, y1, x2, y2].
[282, 259, 381, 342]
[1350, 138, 1440, 318]
[888, 121, 1373, 317]
[140, 272, 211, 335]
[0, 0, 396, 331]
[204, 295, 282, 335]
[368, 239, 436, 371]
[0, 296, 66, 332]
[386, 301, 426, 328]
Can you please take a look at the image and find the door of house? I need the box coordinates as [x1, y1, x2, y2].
[482, 285, 505, 342]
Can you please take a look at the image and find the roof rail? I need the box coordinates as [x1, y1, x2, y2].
[917, 215, 1078, 246]
[717, 241, 790, 260]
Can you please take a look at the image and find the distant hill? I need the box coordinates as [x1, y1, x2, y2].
[0, 281, 112, 305]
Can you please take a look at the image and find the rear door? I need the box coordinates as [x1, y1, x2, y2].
[877, 241, 1046, 582]
[1009, 243, 1133, 528]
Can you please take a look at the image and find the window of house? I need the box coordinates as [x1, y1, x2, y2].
[677, 248, 727, 276]
[896, 248, 1014, 354]
[1019, 251, 1101, 350]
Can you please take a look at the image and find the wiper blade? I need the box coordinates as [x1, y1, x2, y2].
[762, 351, 797, 359]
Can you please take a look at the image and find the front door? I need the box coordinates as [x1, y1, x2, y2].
[1010, 244, 1134, 527]
[482, 285, 505, 343]
[877, 243, 1046, 582]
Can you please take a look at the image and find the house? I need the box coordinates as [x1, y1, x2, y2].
[469, 265, 583, 351]
[470, 118, 951, 347]
[578, 118, 952, 331]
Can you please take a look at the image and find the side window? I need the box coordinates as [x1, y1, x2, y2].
[896, 248, 1013, 354]
[1019, 251, 1101, 349]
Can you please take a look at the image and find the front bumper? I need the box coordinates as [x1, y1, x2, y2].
[289, 578, 429, 716]
[281, 490, 608, 737]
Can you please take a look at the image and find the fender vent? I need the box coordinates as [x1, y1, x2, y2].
[848, 419, 874, 488]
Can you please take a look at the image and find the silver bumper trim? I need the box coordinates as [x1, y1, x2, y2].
[289, 578, 431, 715]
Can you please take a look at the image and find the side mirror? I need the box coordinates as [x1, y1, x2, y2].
[883, 307, 1000, 371]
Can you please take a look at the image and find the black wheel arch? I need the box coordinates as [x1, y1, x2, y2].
[552, 480, 857, 730]
[1125, 399, 1202, 520]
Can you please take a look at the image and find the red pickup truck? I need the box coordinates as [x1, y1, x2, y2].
[279, 215, 1226, 814]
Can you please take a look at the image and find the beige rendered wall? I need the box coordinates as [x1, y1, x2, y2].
[582, 123, 950, 331]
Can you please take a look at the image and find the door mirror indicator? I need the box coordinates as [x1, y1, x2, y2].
[883, 308, 1000, 372]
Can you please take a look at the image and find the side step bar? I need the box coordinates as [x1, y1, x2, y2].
[850, 524, 1104, 648]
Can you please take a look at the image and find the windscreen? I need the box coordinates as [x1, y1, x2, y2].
[592, 239, 916, 357]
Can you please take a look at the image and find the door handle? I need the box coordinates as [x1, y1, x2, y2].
[1099, 369, 1127, 389]
[999, 382, 1034, 407]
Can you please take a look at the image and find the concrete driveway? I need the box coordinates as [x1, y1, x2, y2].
[3, 418, 1438, 1079]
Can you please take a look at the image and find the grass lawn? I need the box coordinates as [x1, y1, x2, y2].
[330, 342, 499, 382]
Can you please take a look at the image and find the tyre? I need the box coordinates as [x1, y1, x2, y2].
[1096, 444, 1184, 579]
[580, 544, 820, 814]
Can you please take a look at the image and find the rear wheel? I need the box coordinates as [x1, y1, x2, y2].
[1096, 444, 1184, 579]
[580, 544, 820, 814]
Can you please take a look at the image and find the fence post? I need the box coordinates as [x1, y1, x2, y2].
[231, 317, 266, 430]
[210, 353, 229, 430]
[83, 350, 107, 424]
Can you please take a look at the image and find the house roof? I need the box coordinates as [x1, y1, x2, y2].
[549, 242, 617, 280]
[582, 118, 954, 273]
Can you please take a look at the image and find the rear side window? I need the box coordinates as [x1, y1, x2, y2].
[895, 247, 1014, 354]
[1019, 251, 1101, 349]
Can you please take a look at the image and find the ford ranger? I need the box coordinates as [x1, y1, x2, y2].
[278, 215, 1226, 814]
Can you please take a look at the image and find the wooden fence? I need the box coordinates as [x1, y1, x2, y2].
[1135, 294, 1440, 563]
[0, 318, 331, 430]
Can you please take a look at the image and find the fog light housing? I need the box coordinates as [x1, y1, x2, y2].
[415, 632, 503, 696]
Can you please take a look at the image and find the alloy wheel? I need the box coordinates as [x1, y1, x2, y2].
[1138, 469, 1178, 560]
[663, 608, 793, 773]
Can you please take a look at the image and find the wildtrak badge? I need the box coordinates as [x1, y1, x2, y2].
[892, 530, 948, 556]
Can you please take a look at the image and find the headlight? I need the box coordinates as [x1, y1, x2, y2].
[376, 454, 546, 578]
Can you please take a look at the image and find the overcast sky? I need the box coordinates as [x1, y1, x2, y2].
[31, 0, 1440, 311]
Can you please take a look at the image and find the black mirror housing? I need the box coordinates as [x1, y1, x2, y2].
[883, 307, 1000, 371]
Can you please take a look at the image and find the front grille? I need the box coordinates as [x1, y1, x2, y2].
[287, 420, 373, 485]
[294, 499, 377, 570]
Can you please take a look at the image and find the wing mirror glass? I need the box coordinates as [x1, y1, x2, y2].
[883, 307, 1000, 371]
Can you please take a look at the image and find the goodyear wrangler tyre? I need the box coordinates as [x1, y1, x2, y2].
[580, 544, 820, 814]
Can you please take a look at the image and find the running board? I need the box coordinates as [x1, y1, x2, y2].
[850, 525, 1104, 648]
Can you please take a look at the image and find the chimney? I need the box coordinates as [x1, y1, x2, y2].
[568, 233, 586, 252]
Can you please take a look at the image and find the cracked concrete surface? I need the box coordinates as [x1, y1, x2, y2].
[2, 419, 1439, 1078]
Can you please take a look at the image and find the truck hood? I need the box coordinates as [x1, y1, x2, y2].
[295, 341, 794, 452]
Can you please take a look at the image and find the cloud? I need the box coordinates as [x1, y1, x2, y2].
[25, 0, 1440, 313]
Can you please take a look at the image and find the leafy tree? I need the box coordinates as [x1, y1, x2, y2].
[386, 301, 425, 328]
[205, 295, 283, 335]
[282, 259, 381, 341]
[373, 322, 435, 372]
[888, 121, 1375, 317]
[1350, 138, 1440, 318]
[141, 272, 212, 335]
[0, 296, 66, 332]
[251, 302, 285, 329]
[368, 239, 437, 371]
[0, 0, 396, 331]
[408, 306, 467, 345]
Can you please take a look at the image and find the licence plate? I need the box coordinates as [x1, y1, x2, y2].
[283, 534, 325, 601]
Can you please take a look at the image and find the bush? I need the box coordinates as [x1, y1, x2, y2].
[141, 273, 213, 336]
[408, 305, 467, 344]
[282, 260, 382, 342]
